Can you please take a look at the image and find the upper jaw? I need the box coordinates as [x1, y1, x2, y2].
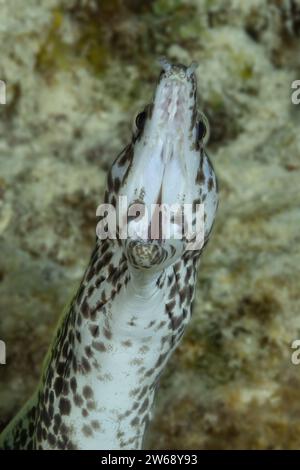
[148, 67, 197, 148]
[117, 62, 200, 238]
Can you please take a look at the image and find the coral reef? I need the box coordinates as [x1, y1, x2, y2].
[1, 0, 300, 449]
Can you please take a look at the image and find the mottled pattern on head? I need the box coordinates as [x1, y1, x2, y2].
[105, 59, 218, 271]
[0, 59, 218, 450]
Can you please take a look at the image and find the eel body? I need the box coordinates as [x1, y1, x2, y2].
[0, 60, 218, 450]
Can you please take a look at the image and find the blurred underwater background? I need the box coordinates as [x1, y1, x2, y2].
[0, 0, 300, 449]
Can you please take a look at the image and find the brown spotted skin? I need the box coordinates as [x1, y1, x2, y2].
[0, 61, 218, 450]
[0, 240, 200, 450]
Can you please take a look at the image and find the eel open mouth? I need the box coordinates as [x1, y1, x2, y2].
[109, 59, 218, 270]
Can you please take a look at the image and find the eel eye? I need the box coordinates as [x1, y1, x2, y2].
[197, 120, 207, 141]
[135, 111, 147, 131]
[196, 112, 210, 146]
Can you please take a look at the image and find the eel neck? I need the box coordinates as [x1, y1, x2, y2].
[72, 270, 171, 449]
[38, 263, 173, 450]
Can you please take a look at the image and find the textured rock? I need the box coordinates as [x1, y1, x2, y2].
[0, 0, 300, 449]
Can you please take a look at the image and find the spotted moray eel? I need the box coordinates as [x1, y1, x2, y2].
[0, 59, 218, 450]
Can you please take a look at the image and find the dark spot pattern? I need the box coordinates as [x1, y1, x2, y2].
[0, 62, 218, 451]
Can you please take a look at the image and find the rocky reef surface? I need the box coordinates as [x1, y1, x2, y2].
[0, 0, 300, 449]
